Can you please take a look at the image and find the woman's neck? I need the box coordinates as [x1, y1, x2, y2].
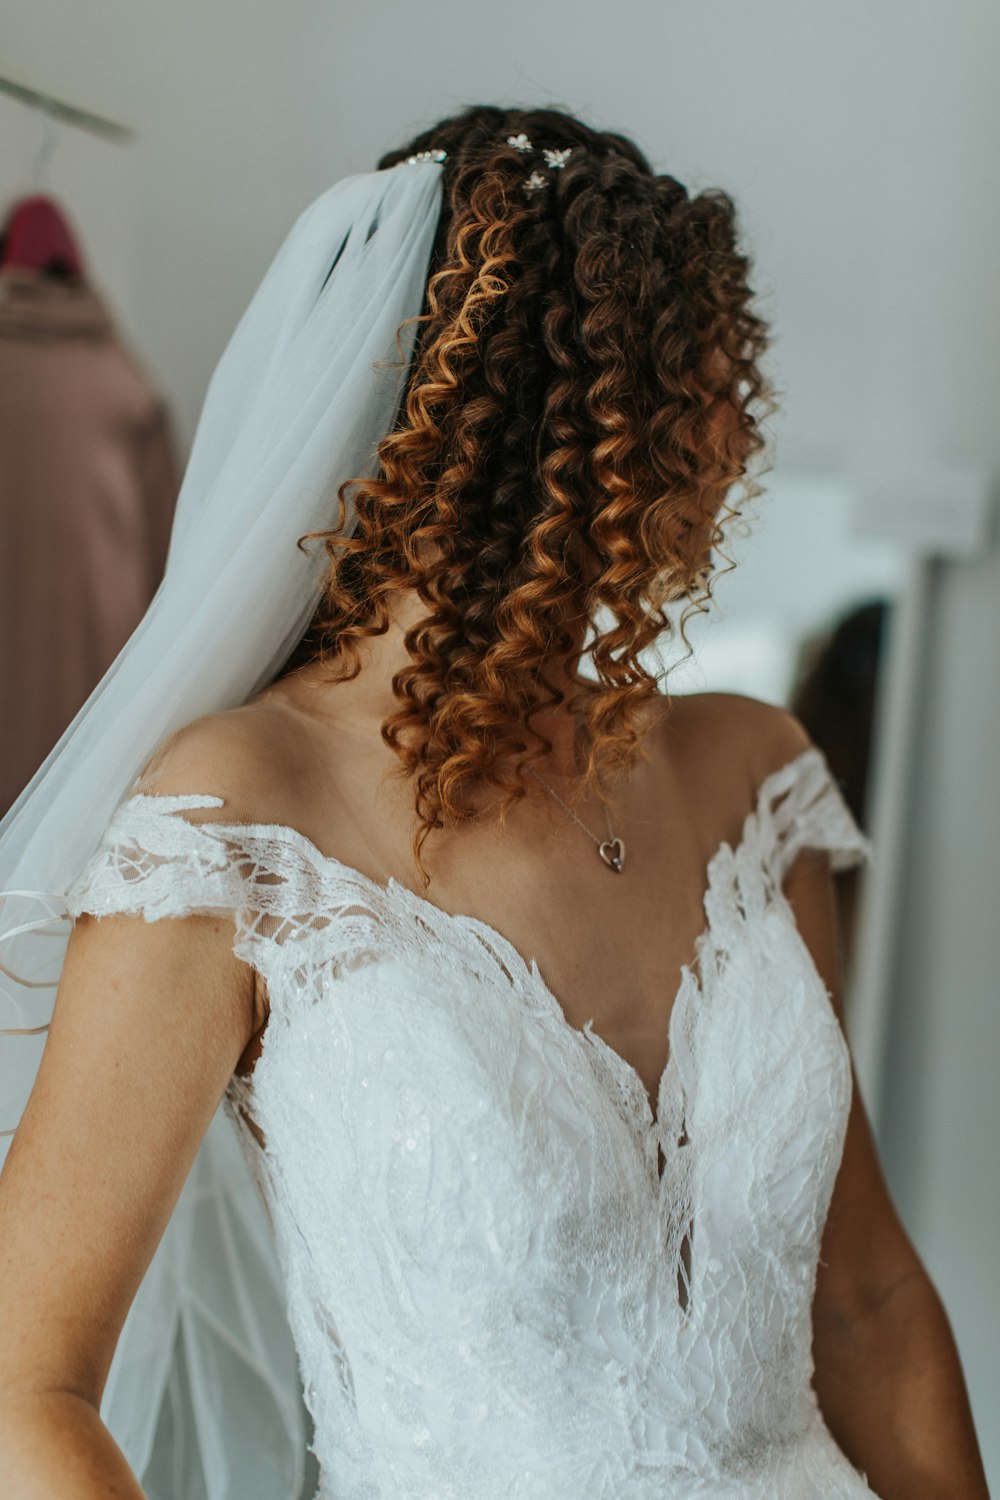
[271, 584, 594, 777]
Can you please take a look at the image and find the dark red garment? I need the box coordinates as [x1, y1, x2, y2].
[0, 266, 180, 817]
[1, 195, 86, 278]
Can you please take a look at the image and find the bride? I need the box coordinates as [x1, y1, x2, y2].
[0, 104, 989, 1499]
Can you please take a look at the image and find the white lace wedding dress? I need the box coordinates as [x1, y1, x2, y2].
[64, 743, 880, 1499]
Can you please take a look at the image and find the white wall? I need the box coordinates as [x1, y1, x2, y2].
[879, 543, 1000, 1469]
[6, 0, 998, 467]
[5, 0, 999, 1483]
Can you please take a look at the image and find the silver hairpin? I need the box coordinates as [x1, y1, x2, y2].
[402, 136, 571, 195]
[404, 148, 447, 165]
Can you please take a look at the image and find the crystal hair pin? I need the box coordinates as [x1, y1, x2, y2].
[402, 136, 573, 195]
[506, 134, 574, 192]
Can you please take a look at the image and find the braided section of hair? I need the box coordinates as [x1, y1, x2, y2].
[288, 104, 778, 885]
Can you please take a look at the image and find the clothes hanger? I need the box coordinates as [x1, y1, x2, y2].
[0, 64, 135, 279]
[0, 96, 85, 278]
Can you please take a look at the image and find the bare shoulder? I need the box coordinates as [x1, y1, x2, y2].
[133, 699, 305, 826]
[662, 689, 815, 807]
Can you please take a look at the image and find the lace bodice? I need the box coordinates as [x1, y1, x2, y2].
[65, 745, 880, 1499]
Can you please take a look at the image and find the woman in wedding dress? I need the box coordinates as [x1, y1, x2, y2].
[0, 104, 989, 1499]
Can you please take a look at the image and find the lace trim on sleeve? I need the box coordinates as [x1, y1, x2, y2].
[63, 793, 249, 923]
[759, 747, 874, 888]
[61, 792, 396, 1002]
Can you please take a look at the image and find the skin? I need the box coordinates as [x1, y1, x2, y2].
[0, 575, 990, 1497]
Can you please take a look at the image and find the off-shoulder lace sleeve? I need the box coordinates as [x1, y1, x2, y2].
[758, 746, 874, 888]
[56, 790, 314, 1498]
[63, 792, 252, 924]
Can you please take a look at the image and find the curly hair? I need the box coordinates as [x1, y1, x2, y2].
[282, 103, 778, 886]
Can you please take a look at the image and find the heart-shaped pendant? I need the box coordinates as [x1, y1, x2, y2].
[598, 837, 625, 873]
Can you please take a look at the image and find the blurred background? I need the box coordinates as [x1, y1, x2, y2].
[2, 0, 998, 1484]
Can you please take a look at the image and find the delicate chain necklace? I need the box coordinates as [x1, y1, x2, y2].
[528, 767, 626, 873]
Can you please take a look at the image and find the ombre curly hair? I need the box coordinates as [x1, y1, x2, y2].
[282, 103, 778, 885]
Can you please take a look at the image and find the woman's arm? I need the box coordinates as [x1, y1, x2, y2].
[813, 1253, 988, 1500]
[0, 1390, 146, 1500]
[780, 790, 990, 1499]
[0, 902, 260, 1497]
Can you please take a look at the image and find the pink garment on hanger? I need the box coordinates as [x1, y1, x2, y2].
[0, 266, 180, 817]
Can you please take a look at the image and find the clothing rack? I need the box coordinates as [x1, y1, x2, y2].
[0, 57, 135, 142]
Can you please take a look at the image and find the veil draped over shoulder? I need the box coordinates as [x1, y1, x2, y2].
[0, 160, 444, 1498]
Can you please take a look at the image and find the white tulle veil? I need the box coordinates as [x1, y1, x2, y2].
[0, 158, 444, 1498]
